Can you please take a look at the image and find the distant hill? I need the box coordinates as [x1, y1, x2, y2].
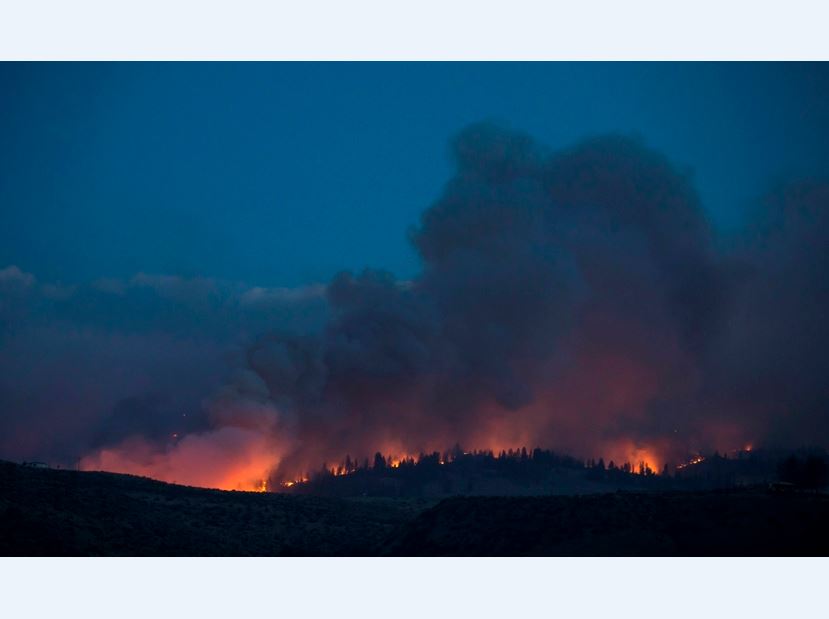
[3, 460, 829, 556]
[284, 446, 827, 497]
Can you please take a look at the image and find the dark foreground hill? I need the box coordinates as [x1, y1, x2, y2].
[385, 492, 829, 555]
[2, 460, 828, 556]
[0, 461, 428, 556]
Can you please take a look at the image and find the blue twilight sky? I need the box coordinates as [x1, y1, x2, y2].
[2, 62, 828, 288]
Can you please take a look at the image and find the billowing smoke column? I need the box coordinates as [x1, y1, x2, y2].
[224, 124, 829, 481]
[3, 124, 828, 488]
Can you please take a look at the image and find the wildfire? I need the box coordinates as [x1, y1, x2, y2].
[270, 444, 687, 493]
[390, 454, 422, 468]
[676, 455, 705, 470]
[330, 466, 355, 476]
[81, 433, 760, 493]
[600, 439, 664, 475]
[280, 476, 310, 488]
[79, 427, 283, 493]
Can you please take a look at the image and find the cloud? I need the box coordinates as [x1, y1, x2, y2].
[0, 269, 323, 471]
[0, 265, 35, 288]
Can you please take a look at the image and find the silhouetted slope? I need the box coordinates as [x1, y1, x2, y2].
[0, 461, 426, 556]
[384, 492, 829, 556]
[4, 461, 829, 556]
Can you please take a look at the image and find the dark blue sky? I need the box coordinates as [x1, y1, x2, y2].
[2, 63, 828, 287]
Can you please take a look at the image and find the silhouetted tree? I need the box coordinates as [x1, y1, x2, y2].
[779, 455, 829, 489]
[804, 456, 829, 488]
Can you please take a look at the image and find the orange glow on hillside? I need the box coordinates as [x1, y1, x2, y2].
[80, 427, 282, 492]
[599, 439, 665, 474]
[676, 455, 705, 470]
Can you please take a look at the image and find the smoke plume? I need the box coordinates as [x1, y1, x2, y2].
[3, 124, 828, 488]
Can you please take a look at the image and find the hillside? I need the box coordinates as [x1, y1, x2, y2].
[385, 492, 829, 556]
[2, 460, 828, 556]
[0, 461, 427, 556]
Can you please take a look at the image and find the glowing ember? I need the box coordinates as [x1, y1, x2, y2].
[676, 455, 705, 470]
[280, 476, 310, 488]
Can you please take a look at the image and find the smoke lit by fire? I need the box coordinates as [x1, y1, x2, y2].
[80, 428, 283, 491]
[6, 122, 829, 491]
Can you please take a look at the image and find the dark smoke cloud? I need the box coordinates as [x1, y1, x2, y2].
[225, 123, 828, 479]
[714, 181, 829, 446]
[2, 123, 828, 486]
